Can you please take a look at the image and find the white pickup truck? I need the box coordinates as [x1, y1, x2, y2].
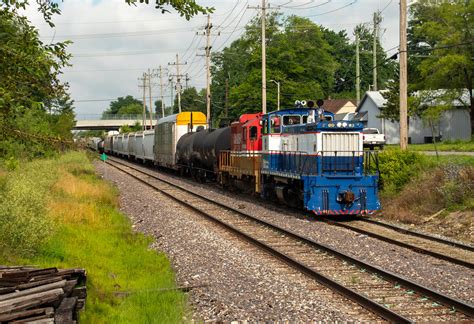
[363, 128, 385, 150]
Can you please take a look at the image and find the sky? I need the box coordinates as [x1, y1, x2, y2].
[22, 0, 400, 119]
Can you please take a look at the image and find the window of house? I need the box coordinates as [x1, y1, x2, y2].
[283, 115, 301, 126]
[249, 126, 258, 140]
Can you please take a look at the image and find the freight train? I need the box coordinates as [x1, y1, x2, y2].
[103, 101, 381, 215]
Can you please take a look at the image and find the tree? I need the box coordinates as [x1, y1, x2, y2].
[409, 0, 474, 131]
[117, 103, 143, 115]
[0, 1, 73, 160]
[173, 87, 206, 114]
[102, 96, 143, 117]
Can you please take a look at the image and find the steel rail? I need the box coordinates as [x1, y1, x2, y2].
[326, 220, 474, 269]
[106, 159, 410, 323]
[361, 218, 474, 252]
[106, 157, 474, 319]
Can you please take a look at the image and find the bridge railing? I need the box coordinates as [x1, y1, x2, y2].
[75, 114, 160, 121]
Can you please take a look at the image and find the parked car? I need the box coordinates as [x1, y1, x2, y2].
[363, 128, 385, 149]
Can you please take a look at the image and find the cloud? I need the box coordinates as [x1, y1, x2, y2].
[22, 0, 400, 118]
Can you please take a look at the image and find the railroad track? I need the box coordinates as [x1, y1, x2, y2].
[325, 217, 474, 269]
[105, 157, 473, 323]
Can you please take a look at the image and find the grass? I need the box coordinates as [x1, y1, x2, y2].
[0, 151, 186, 323]
[385, 138, 474, 152]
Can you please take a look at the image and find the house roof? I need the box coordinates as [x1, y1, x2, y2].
[322, 99, 356, 114]
[356, 91, 387, 112]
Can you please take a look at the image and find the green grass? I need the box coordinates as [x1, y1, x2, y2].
[0, 152, 186, 323]
[385, 138, 474, 152]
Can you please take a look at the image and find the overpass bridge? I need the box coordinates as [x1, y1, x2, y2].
[73, 114, 157, 131]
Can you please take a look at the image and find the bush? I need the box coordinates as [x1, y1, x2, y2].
[378, 149, 429, 195]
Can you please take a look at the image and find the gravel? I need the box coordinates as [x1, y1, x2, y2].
[95, 161, 383, 322]
[107, 159, 474, 305]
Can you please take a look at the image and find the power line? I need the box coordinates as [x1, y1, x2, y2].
[41, 26, 200, 40]
[72, 48, 189, 57]
[279, 0, 332, 10]
[303, 0, 358, 17]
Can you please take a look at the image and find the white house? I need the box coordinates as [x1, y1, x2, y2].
[354, 91, 471, 144]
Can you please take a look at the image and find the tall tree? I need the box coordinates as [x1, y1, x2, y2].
[409, 0, 473, 131]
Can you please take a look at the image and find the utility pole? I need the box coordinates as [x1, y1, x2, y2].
[169, 77, 174, 113]
[138, 74, 147, 130]
[225, 78, 229, 118]
[159, 65, 165, 119]
[261, 0, 267, 114]
[248, 0, 278, 114]
[399, 0, 408, 150]
[147, 68, 153, 128]
[168, 54, 187, 113]
[373, 11, 382, 91]
[356, 31, 361, 104]
[197, 15, 220, 128]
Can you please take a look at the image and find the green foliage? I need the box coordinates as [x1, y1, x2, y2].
[125, 0, 212, 20]
[120, 121, 143, 133]
[0, 158, 59, 258]
[210, 14, 396, 124]
[173, 87, 206, 114]
[102, 95, 144, 117]
[408, 0, 473, 128]
[0, 1, 74, 161]
[378, 150, 429, 195]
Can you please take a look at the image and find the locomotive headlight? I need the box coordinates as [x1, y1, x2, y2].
[336, 122, 342, 128]
[342, 122, 348, 127]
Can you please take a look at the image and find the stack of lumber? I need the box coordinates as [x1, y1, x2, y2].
[0, 266, 86, 324]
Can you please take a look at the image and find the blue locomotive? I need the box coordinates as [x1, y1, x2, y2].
[259, 104, 381, 215]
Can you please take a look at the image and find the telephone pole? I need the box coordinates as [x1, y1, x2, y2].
[225, 78, 229, 118]
[147, 69, 153, 128]
[373, 11, 382, 91]
[168, 54, 187, 113]
[138, 74, 147, 130]
[248, 0, 277, 114]
[159, 65, 165, 119]
[399, 0, 408, 150]
[197, 15, 220, 127]
[356, 31, 360, 104]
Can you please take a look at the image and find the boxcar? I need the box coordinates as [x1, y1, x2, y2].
[154, 112, 207, 169]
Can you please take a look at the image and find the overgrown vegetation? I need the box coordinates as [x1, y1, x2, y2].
[386, 138, 474, 152]
[378, 150, 474, 226]
[0, 152, 186, 322]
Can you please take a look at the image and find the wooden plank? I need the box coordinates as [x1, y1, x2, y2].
[0, 307, 53, 322]
[0, 280, 66, 302]
[10, 313, 53, 323]
[0, 288, 64, 314]
[54, 297, 77, 324]
[71, 287, 87, 299]
[15, 277, 63, 291]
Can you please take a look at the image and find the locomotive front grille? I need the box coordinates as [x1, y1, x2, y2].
[321, 132, 360, 155]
